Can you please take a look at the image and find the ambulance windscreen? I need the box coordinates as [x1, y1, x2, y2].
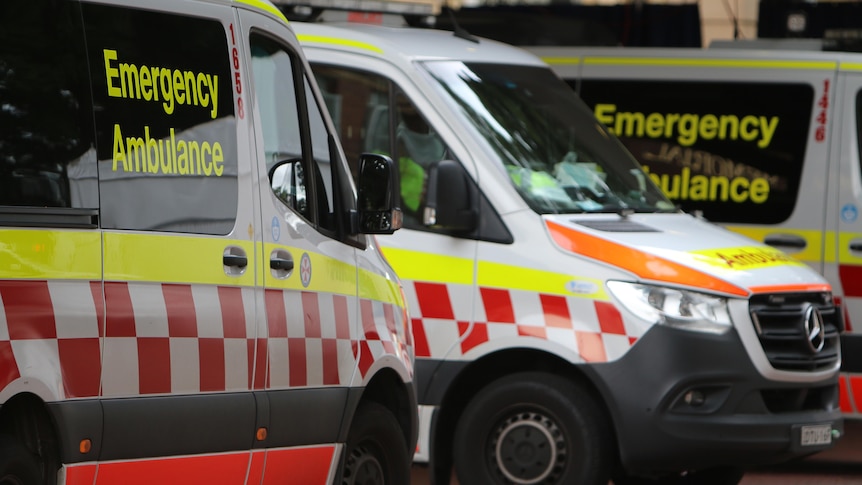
[421, 61, 676, 215]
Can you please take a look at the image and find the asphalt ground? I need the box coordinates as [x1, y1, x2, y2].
[410, 420, 862, 484]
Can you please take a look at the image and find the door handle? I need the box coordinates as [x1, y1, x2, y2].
[223, 254, 248, 268]
[271, 256, 294, 271]
[763, 234, 807, 249]
[850, 242, 862, 252]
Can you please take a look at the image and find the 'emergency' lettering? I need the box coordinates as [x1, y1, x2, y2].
[594, 104, 779, 149]
[104, 49, 220, 119]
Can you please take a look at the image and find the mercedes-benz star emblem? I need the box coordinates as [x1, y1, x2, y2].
[803, 304, 826, 353]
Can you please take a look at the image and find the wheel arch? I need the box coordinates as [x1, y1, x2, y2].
[0, 392, 61, 485]
[428, 348, 620, 485]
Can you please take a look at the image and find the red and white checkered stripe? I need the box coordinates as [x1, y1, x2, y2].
[0, 280, 409, 401]
[403, 280, 644, 362]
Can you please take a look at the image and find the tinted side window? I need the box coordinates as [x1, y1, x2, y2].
[251, 36, 337, 234]
[0, 2, 97, 209]
[83, 4, 238, 234]
[311, 64, 450, 230]
[578, 80, 813, 224]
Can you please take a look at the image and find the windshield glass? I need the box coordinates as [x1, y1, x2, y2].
[422, 62, 675, 214]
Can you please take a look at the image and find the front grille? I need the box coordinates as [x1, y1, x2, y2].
[749, 292, 842, 372]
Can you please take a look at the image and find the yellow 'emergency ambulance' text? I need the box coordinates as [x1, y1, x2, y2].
[594, 104, 779, 149]
[104, 49, 219, 119]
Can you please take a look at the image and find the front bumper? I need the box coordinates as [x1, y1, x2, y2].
[587, 324, 843, 474]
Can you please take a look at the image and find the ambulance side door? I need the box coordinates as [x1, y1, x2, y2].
[832, 64, 862, 416]
[238, 11, 357, 482]
[88, 0, 258, 480]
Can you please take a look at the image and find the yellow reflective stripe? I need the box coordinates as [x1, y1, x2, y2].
[380, 247, 473, 285]
[263, 242, 356, 296]
[540, 57, 581, 66]
[296, 34, 384, 54]
[104, 232, 255, 286]
[235, 0, 289, 23]
[582, 57, 837, 70]
[723, 226, 825, 264]
[842, 62, 862, 72]
[359, 268, 403, 306]
[478, 260, 608, 299]
[0, 229, 100, 280]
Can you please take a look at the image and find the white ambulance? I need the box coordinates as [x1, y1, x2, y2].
[293, 20, 844, 485]
[0, 1, 415, 484]
[527, 41, 862, 425]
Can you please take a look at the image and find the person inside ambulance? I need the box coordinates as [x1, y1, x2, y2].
[393, 92, 448, 224]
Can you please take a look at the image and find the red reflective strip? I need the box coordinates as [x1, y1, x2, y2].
[541, 294, 571, 329]
[334, 295, 350, 339]
[748, 284, 831, 294]
[288, 338, 307, 387]
[322, 338, 339, 385]
[594, 301, 625, 335]
[265, 289, 287, 338]
[90, 281, 104, 338]
[412, 318, 431, 358]
[850, 376, 862, 415]
[839, 374, 854, 413]
[576, 331, 606, 363]
[358, 339, 373, 376]
[248, 450, 265, 485]
[0, 280, 56, 339]
[219, 286, 246, 338]
[65, 463, 97, 485]
[163, 284, 197, 338]
[414, 282, 454, 319]
[254, 337, 268, 390]
[839, 264, 862, 298]
[459, 321, 488, 354]
[93, 452, 250, 484]
[199, 338, 225, 392]
[518, 325, 546, 339]
[0, 341, 20, 392]
[481, 287, 515, 323]
[104, 282, 135, 337]
[58, 338, 101, 398]
[137, 338, 170, 394]
[546, 220, 748, 297]
[302, 292, 321, 338]
[260, 446, 335, 485]
[360, 299, 377, 339]
[383, 302, 397, 335]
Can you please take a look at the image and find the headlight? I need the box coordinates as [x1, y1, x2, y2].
[607, 281, 732, 334]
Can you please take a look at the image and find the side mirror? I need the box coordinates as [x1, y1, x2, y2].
[424, 160, 477, 232]
[269, 159, 307, 214]
[356, 153, 402, 234]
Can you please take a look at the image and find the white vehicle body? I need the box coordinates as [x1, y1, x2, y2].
[296, 22, 844, 485]
[528, 42, 862, 423]
[0, 1, 415, 484]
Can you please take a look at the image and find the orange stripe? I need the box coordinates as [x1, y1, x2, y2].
[545, 220, 748, 296]
[261, 446, 336, 485]
[748, 283, 832, 294]
[94, 453, 249, 484]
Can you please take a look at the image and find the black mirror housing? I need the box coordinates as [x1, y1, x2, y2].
[355, 153, 402, 234]
[424, 160, 477, 232]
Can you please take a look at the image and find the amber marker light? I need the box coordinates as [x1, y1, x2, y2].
[256, 427, 267, 441]
[79, 439, 92, 454]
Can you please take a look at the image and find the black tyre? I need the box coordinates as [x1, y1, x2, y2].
[340, 401, 410, 485]
[0, 435, 39, 485]
[453, 372, 614, 485]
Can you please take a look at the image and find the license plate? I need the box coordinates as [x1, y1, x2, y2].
[800, 424, 832, 446]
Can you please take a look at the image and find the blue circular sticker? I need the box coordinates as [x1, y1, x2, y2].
[271, 216, 281, 241]
[842, 204, 858, 223]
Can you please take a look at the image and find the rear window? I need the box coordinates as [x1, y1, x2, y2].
[577, 80, 814, 224]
